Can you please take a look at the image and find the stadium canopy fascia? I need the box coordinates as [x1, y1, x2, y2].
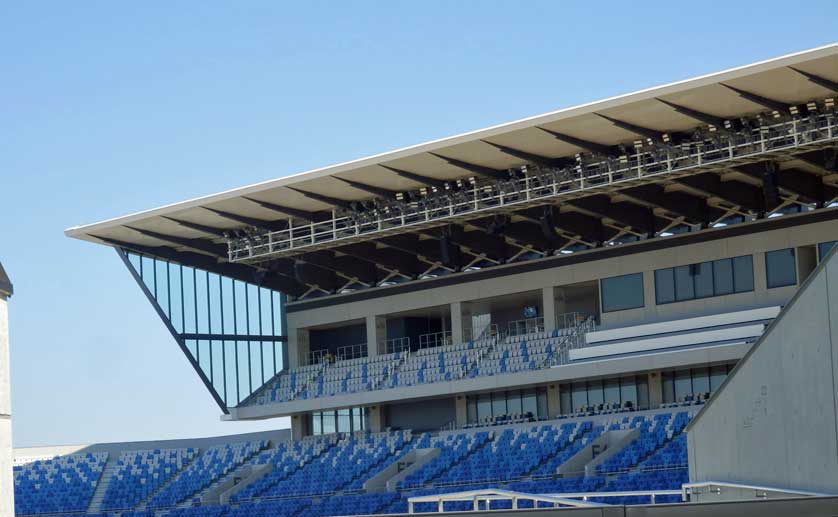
[65, 44, 838, 302]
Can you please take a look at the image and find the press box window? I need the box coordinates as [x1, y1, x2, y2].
[655, 255, 753, 304]
[601, 273, 644, 313]
[818, 241, 836, 261]
[765, 248, 797, 289]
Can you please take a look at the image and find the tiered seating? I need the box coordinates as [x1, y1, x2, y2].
[13, 452, 108, 514]
[257, 431, 412, 498]
[390, 341, 485, 387]
[530, 421, 603, 476]
[102, 448, 196, 511]
[398, 431, 491, 488]
[306, 492, 401, 516]
[148, 440, 267, 508]
[231, 436, 335, 501]
[223, 498, 312, 516]
[661, 392, 710, 408]
[314, 353, 401, 397]
[597, 412, 691, 474]
[464, 412, 535, 428]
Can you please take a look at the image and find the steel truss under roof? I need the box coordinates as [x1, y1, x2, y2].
[66, 45, 838, 300]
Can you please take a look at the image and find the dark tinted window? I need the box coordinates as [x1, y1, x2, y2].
[655, 269, 676, 304]
[766, 248, 797, 288]
[819, 241, 836, 261]
[733, 255, 755, 292]
[601, 273, 644, 312]
[655, 255, 753, 305]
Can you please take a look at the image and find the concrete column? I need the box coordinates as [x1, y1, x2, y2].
[455, 395, 467, 428]
[754, 251, 768, 292]
[368, 405, 385, 433]
[291, 414, 306, 441]
[547, 383, 561, 419]
[642, 270, 655, 310]
[648, 371, 663, 409]
[366, 316, 386, 357]
[288, 328, 310, 368]
[1, 289, 14, 517]
[451, 302, 464, 344]
[542, 286, 556, 332]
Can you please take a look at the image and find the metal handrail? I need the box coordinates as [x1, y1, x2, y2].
[507, 317, 545, 337]
[682, 480, 837, 500]
[229, 110, 837, 263]
[336, 342, 367, 361]
[382, 336, 410, 354]
[418, 330, 453, 349]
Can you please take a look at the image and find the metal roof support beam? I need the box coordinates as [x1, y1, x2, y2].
[334, 177, 399, 199]
[298, 251, 380, 285]
[376, 234, 446, 266]
[124, 226, 229, 257]
[656, 98, 727, 128]
[242, 197, 318, 222]
[676, 173, 765, 213]
[795, 148, 838, 175]
[594, 113, 667, 142]
[720, 84, 791, 114]
[789, 67, 838, 92]
[536, 127, 614, 156]
[161, 217, 228, 238]
[293, 260, 340, 292]
[286, 187, 354, 210]
[568, 195, 660, 236]
[620, 184, 720, 226]
[428, 152, 509, 180]
[480, 140, 566, 168]
[202, 207, 287, 232]
[735, 162, 837, 207]
[336, 242, 423, 277]
[378, 164, 449, 189]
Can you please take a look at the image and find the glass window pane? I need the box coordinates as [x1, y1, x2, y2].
[507, 391, 523, 415]
[467, 398, 477, 423]
[692, 367, 710, 394]
[559, 387, 571, 416]
[655, 268, 676, 304]
[521, 390, 537, 417]
[674, 265, 695, 301]
[601, 273, 644, 312]
[571, 382, 587, 410]
[352, 408, 362, 432]
[766, 249, 796, 288]
[674, 370, 692, 400]
[713, 258, 734, 295]
[694, 262, 714, 299]
[662, 371, 675, 404]
[587, 380, 604, 406]
[477, 394, 492, 420]
[604, 378, 620, 404]
[491, 392, 507, 416]
[536, 389, 548, 419]
[710, 365, 728, 392]
[322, 411, 336, 434]
[620, 376, 636, 406]
[733, 255, 755, 293]
[312, 413, 322, 435]
[338, 409, 351, 433]
[636, 376, 649, 410]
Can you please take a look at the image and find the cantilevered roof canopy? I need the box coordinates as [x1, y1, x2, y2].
[65, 44, 838, 299]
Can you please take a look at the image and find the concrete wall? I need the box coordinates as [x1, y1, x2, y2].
[687, 248, 838, 494]
[285, 215, 834, 349]
[0, 294, 12, 517]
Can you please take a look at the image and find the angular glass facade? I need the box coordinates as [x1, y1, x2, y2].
[120, 249, 286, 413]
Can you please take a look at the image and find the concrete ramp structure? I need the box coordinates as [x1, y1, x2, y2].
[687, 247, 838, 498]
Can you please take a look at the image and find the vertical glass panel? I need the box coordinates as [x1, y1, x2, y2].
[141, 256, 156, 296]
[467, 398, 477, 423]
[322, 411, 336, 434]
[225, 341, 238, 405]
[491, 392, 506, 416]
[507, 391, 523, 415]
[338, 409, 351, 433]
[251, 340, 264, 389]
[654, 268, 675, 304]
[536, 388, 548, 419]
[128, 252, 142, 271]
[733, 255, 754, 293]
[713, 258, 734, 296]
[238, 341, 251, 401]
[674, 265, 695, 301]
[221, 278, 235, 335]
[211, 341, 224, 400]
[195, 272, 208, 334]
[766, 248, 797, 288]
[234, 281, 248, 335]
[619, 376, 636, 406]
[169, 264, 183, 333]
[312, 413, 322, 435]
[710, 365, 728, 392]
[601, 273, 644, 312]
[694, 262, 714, 299]
[571, 383, 587, 410]
[587, 380, 604, 406]
[559, 387, 571, 416]
[662, 372, 675, 404]
[674, 369, 692, 400]
[604, 378, 620, 404]
[692, 367, 710, 394]
[248, 284, 260, 336]
[477, 394, 491, 420]
[155, 260, 170, 317]
[521, 389, 537, 417]
[352, 408, 362, 432]
[180, 268, 194, 334]
[636, 375, 649, 410]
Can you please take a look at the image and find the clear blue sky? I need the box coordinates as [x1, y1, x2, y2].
[2, 1, 835, 447]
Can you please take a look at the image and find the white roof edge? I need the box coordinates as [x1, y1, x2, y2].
[65, 43, 838, 239]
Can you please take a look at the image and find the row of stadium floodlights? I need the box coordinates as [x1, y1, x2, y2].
[227, 96, 836, 262]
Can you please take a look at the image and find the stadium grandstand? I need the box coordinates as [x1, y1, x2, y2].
[9, 44, 838, 515]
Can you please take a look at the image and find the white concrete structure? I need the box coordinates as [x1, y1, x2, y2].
[688, 247, 838, 496]
[0, 261, 13, 517]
